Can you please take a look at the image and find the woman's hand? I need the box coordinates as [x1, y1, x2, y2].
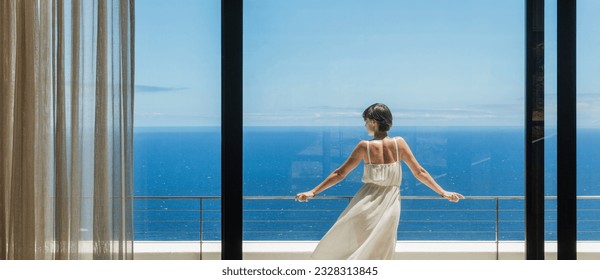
[441, 191, 464, 203]
[295, 191, 315, 202]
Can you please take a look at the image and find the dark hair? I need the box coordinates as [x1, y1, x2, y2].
[362, 103, 393, 132]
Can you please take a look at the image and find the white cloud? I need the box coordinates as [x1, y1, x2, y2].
[244, 105, 522, 126]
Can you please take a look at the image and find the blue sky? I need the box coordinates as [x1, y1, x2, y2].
[135, 0, 221, 127]
[135, 0, 600, 127]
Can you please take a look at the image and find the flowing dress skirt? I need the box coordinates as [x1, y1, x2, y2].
[311, 183, 401, 260]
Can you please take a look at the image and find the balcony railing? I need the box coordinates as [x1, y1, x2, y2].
[134, 195, 600, 245]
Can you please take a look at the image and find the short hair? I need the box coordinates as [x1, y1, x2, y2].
[362, 103, 393, 132]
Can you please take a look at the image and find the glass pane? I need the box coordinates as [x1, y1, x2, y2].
[244, 0, 524, 259]
[545, 0, 558, 259]
[577, 0, 600, 256]
[134, 0, 221, 259]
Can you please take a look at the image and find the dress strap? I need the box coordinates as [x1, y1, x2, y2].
[393, 137, 399, 162]
[366, 141, 372, 164]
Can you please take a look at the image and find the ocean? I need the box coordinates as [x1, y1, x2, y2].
[133, 126, 600, 241]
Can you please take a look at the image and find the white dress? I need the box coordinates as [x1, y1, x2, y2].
[311, 137, 402, 260]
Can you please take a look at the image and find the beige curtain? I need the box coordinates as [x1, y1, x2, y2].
[0, 0, 134, 260]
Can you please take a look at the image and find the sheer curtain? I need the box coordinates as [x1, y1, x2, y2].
[0, 0, 134, 260]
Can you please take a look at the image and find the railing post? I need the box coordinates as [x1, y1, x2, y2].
[496, 197, 499, 260]
[199, 197, 203, 260]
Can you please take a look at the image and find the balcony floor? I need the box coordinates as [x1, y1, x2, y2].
[134, 241, 600, 260]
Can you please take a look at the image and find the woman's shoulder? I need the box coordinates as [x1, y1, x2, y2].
[356, 140, 374, 151]
[357, 140, 369, 146]
[391, 136, 408, 146]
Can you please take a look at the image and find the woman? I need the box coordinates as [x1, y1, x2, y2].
[295, 103, 464, 260]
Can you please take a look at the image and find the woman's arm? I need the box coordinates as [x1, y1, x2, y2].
[397, 137, 464, 202]
[295, 141, 366, 202]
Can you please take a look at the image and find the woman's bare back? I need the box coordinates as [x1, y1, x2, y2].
[362, 137, 401, 165]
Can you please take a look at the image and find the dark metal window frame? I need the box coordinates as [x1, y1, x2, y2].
[221, 0, 578, 260]
[525, 0, 546, 260]
[557, 0, 577, 260]
[221, 0, 243, 260]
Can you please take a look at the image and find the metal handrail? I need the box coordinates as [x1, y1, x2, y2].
[133, 195, 600, 259]
[134, 195, 600, 200]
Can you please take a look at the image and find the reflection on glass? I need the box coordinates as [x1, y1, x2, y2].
[244, 0, 525, 245]
[545, 0, 558, 249]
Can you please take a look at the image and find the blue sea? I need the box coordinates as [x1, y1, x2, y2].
[133, 126, 600, 241]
